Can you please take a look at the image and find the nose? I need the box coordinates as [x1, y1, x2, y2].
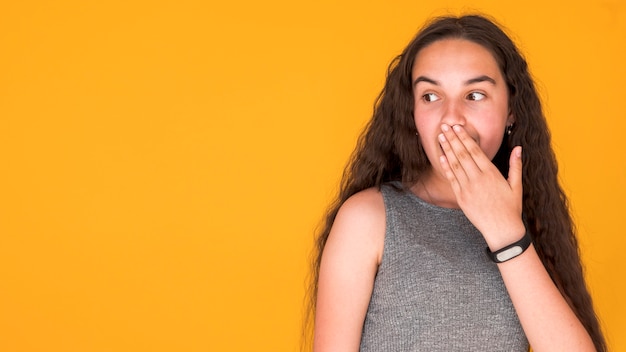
[441, 99, 466, 127]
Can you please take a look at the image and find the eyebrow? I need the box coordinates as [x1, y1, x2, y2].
[413, 75, 497, 88]
[466, 75, 496, 85]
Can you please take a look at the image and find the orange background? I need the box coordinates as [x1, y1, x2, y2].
[1, 0, 624, 351]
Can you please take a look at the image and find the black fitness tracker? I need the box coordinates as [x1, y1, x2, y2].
[486, 232, 532, 263]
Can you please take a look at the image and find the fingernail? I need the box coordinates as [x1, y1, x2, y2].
[438, 133, 446, 142]
[516, 146, 522, 158]
[441, 124, 450, 132]
[453, 125, 461, 132]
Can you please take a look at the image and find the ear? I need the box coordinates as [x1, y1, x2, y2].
[506, 110, 515, 125]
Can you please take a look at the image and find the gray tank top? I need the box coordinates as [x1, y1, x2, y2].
[359, 182, 528, 351]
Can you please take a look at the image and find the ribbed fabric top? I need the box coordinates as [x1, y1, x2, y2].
[359, 182, 528, 351]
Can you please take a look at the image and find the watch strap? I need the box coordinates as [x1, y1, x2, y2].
[486, 232, 532, 263]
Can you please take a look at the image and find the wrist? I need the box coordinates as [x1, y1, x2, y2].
[483, 221, 526, 251]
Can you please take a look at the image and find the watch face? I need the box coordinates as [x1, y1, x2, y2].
[495, 246, 523, 262]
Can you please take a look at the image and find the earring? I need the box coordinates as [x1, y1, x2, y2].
[506, 124, 514, 136]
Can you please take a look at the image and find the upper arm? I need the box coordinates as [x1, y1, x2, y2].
[313, 188, 386, 352]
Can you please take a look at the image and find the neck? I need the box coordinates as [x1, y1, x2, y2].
[411, 169, 459, 209]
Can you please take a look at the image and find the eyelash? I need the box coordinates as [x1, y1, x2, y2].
[422, 93, 439, 102]
[421, 92, 486, 102]
[467, 92, 486, 101]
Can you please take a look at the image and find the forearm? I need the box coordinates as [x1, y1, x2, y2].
[497, 244, 595, 351]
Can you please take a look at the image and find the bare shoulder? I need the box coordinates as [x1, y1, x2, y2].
[337, 187, 385, 223]
[329, 187, 386, 264]
[314, 187, 386, 349]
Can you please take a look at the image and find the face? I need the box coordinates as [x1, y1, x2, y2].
[412, 39, 513, 176]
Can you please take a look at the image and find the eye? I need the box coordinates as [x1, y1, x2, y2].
[467, 92, 486, 101]
[422, 93, 440, 102]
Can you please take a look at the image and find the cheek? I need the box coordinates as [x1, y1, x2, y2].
[476, 105, 510, 158]
[414, 119, 438, 150]
[484, 140, 504, 159]
[479, 128, 506, 159]
[413, 108, 437, 135]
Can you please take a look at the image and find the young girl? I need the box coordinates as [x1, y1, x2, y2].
[309, 15, 606, 351]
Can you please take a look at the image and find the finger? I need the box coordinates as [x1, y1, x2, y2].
[440, 124, 480, 176]
[450, 124, 493, 171]
[507, 146, 523, 195]
[438, 129, 469, 183]
[438, 153, 462, 195]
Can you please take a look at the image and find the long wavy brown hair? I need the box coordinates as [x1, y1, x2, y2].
[304, 14, 606, 351]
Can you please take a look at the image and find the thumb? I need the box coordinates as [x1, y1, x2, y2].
[507, 146, 523, 192]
